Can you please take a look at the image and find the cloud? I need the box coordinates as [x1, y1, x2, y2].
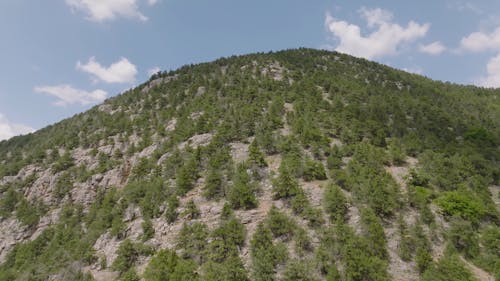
[460, 27, 500, 52]
[0, 113, 34, 141]
[147, 66, 161, 77]
[476, 53, 500, 88]
[34, 85, 107, 106]
[325, 7, 430, 59]
[77, 57, 137, 84]
[359, 7, 393, 28]
[448, 1, 484, 15]
[419, 41, 446, 55]
[66, 0, 148, 22]
[147, 0, 158, 6]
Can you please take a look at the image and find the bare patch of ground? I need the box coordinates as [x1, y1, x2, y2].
[460, 256, 494, 281]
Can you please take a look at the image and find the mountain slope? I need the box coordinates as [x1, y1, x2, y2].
[0, 48, 498, 281]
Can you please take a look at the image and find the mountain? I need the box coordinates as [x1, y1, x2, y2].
[0, 48, 498, 281]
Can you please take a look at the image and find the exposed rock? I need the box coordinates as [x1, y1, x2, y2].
[189, 111, 204, 120]
[124, 206, 141, 222]
[30, 208, 60, 241]
[300, 180, 326, 207]
[98, 104, 113, 114]
[489, 185, 499, 212]
[196, 86, 206, 96]
[347, 203, 362, 235]
[137, 144, 158, 159]
[72, 147, 93, 166]
[25, 168, 56, 204]
[178, 133, 213, 150]
[71, 182, 98, 206]
[125, 218, 144, 241]
[230, 142, 249, 163]
[141, 75, 178, 94]
[261, 61, 285, 81]
[86, 269, 119, 281]
[0, 218, 29, 263]
[166, 118, 177, 132]
[93, 232, 122, 267]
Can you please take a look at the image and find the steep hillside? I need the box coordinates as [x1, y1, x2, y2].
[0, 48, 498, 281]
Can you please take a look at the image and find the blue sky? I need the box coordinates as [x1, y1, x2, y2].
[1, 0, 500, 140]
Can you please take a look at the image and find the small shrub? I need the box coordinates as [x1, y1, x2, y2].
[303, 157, 327, 181]
[323, 183, 348, 221]
[142, 218, 155, 241]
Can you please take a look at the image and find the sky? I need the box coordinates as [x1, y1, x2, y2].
[1, 0, 500, 140]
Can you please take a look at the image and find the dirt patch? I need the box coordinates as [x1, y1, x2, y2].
[385, 220, 419, 281]
[488, 186, 499, 212]
[460, 256, 494, 281]
[265, 155, 282, 174]
[230, 142, 250, 163]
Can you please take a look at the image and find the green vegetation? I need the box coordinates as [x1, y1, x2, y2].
[228, 163, 258, 209]
[323, 183, 348, 221]
[0, 48, 498, 280]
[421, 253, 478, 281]
[144, 249, 199, 281]
[112, 239, 153, 273]
[250, 222, 288, 281]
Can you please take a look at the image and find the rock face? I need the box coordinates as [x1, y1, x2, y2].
[0, 218, 29, 262]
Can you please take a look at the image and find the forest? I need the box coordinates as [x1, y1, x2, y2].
[0, 48, 498, 281]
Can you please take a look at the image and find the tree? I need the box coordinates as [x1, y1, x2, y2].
[323, 183, 348, 221]
[421, 254, 477, 281]
[249, 139, 267, 168]
[113, 240, 138, 273]
[265, 206, 296, 240]
[228, 164, 258, 209]
[52, 151, 74, 173]
[282, 260, 318, 281]
[303, 157, 327, 181]
[203, 256, 249, 281]
[273, 162, 300, 199]
[142, 218, 155, 241]
[144, 250, 200, 281]
[165, 196, 180, 223]
[203, 168, 224, 199]
[360, 208, 388, 260]
[177, 222, 209, 264]
[176, 157, 199, 195]
[448, 216, 479, 258]
[183, 199, 200, 220]
[250, 223, 288, 281]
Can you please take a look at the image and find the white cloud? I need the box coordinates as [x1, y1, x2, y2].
[34, 85, 107, 106]
[476, 53, 500, 88]
[460, 27, 500, 52]
[449, 1, 484, 15]
[147, 66, 161, 77]
[419, 41, 446, 55]
[0, 113, 34, 141]
[147, 0, 158, 6]
[66, 0, 148, 22]
[325, 7, 430, 59]
[77, 57, 137, 84]
[359, 7, 393, 28]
